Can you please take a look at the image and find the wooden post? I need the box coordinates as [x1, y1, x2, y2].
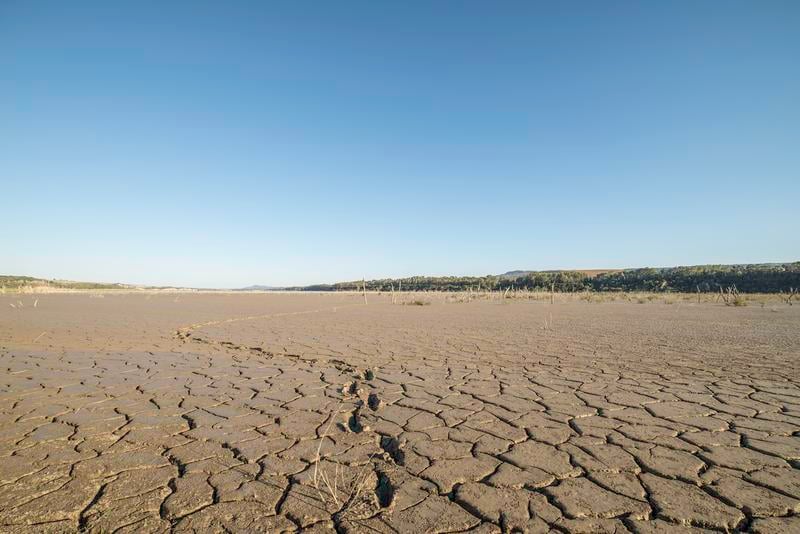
[363, 278, 368, 305]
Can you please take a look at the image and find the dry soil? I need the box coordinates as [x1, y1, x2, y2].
[1, 293, 799, 533]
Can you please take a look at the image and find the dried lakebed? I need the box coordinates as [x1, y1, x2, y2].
[1, 293, 799, 532]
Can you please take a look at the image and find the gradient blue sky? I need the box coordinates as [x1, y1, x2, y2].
[2, 2, 798, 288]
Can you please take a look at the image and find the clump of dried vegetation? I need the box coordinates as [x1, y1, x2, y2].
[718, 285, 747, 307]
[783, 287, 798, 306]
[312, 433, 379, 519]
[308, 386, 392, 524]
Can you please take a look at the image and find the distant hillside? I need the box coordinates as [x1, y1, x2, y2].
[0, 275, 130, 291]
[309, 263, 800, 293]
[499, 270, 529, 279]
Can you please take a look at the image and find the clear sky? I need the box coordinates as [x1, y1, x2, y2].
[2, 2, 798, 288]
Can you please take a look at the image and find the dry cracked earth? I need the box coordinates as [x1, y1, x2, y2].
[1, 293, 799, 533]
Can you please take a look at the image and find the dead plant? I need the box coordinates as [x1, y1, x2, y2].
[311, 396, 382, 521]
[720, 285, 746, 307]
[783, 287, 798, 306]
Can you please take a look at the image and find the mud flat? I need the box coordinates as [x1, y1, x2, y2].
[1, 293, 799, 532]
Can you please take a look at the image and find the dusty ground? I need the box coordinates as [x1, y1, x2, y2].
[1, 293, 799, 533]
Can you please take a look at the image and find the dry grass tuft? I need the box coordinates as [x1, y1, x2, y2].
[719, 285, 746, 307]
[310, 394, 384, 521]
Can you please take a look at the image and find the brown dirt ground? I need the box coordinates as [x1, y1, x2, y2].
[1, 292, 799, 533]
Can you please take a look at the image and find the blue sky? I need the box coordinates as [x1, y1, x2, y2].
[2, 2, 798, 288]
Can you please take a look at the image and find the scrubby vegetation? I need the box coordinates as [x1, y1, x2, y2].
[0, 275, 128, 292]
[304, 263, 800, 294]
[589, 263, 800, 293]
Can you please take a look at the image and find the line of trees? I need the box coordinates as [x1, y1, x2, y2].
[300, 263, 800, 294]
[589, 264, 800, 293]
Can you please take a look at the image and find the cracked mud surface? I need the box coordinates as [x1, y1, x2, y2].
[1, 293, 799, 533]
